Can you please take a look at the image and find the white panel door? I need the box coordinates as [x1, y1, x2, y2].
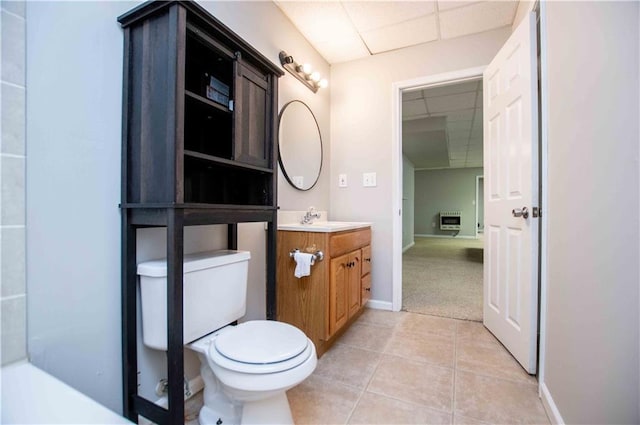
[483, 12, 539, 374]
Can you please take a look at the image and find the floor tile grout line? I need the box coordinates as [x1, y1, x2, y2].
[365, 387, 455, 417]
[377, 348, 455, 372]
[342, 325, 390, 424]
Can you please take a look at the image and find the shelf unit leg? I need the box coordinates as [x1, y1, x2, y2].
[266, 215, 277, 320]
[167, 209, 185, 423]
[121, 214, 138, 421]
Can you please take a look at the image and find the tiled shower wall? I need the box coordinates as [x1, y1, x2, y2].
[1, 0, 26, 366]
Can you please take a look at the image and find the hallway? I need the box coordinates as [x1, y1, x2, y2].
[403, 237, 484, 321]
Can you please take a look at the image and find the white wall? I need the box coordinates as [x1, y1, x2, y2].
[330, 28, 510, 304]
[414, 167, 483, 237]
[401, 155, 414, 250]
[26, 0, 330, 413]
[542, 2, 639, 423]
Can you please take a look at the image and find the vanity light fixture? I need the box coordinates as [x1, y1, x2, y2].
[279, 51, 328, 93]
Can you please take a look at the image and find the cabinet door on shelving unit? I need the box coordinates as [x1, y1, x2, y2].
[233, 58, 271, 168]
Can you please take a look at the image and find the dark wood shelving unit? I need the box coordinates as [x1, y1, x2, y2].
[118, 1, 283, 423]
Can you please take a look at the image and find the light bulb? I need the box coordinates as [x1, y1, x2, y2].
[310, 71, 321, 82]
[300, 63, 312, 74]
[318, 79, 328, 88]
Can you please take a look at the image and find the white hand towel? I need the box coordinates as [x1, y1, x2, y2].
[294, 252, 315, 278]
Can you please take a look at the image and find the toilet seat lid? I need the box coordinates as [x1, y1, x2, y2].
[213, 320, 308, 365]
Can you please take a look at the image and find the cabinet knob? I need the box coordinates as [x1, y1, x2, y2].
[365, 288, 371, 292]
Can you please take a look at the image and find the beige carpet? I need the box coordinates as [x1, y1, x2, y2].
[403, 236, 484, 321]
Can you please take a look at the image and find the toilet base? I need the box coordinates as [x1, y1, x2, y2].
[198, 392, 292, 425]
[240, 393, 293, 425]
[199, 402, 239, 425]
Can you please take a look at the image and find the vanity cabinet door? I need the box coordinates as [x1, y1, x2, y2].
[361, 273, 372, 306]
[347, 251, 361, 318]
[329, 253, 349, 337]
[329, 251, 361, 338]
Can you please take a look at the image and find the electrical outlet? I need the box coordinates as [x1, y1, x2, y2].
[363, 172, 377, 187]
[338, 174, 347, 187]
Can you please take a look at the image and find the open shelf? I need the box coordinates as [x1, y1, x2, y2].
[184, 155, 272, 205]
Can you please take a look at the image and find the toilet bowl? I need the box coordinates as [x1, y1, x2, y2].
[188, 320, 317, 425]
[137, 250, 317, 425]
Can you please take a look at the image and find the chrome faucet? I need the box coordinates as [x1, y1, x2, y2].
[301, 207, 321, 224]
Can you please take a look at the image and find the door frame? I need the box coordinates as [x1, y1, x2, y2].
[475, 175, 484, 238]
[391, 66, 486, 312]
[390, 62, 548, 379]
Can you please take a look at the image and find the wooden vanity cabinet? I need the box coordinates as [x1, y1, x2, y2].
[277, 227, 371, 357]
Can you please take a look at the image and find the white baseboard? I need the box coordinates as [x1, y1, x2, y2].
[365, 299, 393, 311]
[540, 382, 564, 425]
[414, 233, 478, 240]
[402, 241, 415, 253]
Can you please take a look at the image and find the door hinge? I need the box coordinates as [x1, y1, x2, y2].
[532, 206, 540, 218]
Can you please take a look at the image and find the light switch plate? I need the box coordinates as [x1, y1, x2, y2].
[363, 172, 377, 187]
[338, 174, 347, 187]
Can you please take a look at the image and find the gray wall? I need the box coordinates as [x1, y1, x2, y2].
[542, 2, 639, 423]
[330, 28, 510, 304]
[402, 155, 415, 250]
[414, 167, 483, 238]
[25, 0, 330, 413]
[1, 0, 26, 366]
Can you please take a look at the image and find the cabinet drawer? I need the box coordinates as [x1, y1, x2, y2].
[330, 228, 371, 258]
[361, 245, 371, 276]
[361, 274, 371, 306]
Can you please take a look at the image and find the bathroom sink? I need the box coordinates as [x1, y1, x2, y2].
[278, 221, 371, 233]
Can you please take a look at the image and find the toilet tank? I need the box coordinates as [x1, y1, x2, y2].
[137, 250, 250, 350]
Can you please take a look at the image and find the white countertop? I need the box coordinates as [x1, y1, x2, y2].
[277, 221, 372, 233]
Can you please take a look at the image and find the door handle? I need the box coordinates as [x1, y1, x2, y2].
[512, 207, 529, 219]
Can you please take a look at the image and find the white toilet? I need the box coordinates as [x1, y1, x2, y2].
[137, 250, 317, 425]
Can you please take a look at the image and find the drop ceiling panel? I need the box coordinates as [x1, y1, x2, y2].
[314, 39, 370, 63]
[343, 1, 436, 32]
[440, 108, 476, 122]
[423, 80, 479, 98]
[437, 1, 478, 12]
[403, 90, 424, 101]
[427, 92, 477, 113]
[275, 1, 517, 65]
[403, 99, 428, 117]
[275, 1, 369, 63]
[439, 1, 518, 40]
[361, 14, 438, 54]
[447, 129, 470, 140]
[446, 120, 473, 131]
[402, 130, 449, 169]
[403, 117, 447, 135]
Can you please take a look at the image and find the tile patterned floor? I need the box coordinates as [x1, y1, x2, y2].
[287, 309, 549, 424]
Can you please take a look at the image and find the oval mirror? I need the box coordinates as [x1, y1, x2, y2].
[278, 100, 323, 191]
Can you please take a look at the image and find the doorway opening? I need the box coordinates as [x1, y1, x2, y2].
[400, 79, 485, 321]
